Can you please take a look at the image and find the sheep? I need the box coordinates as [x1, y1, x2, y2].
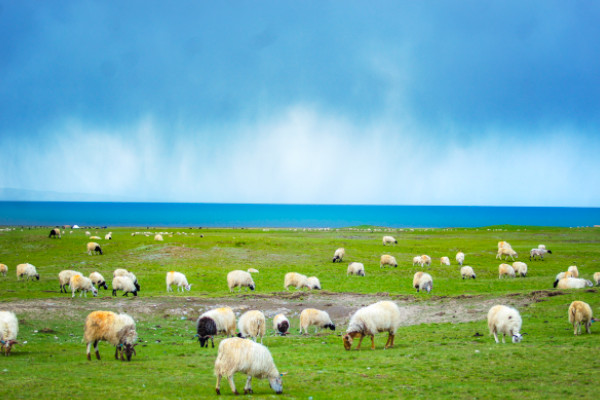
[512, 262, 528, 277]
[487, 305, 523, 343]
[87, 242, 103, 255]
[70, 274, 98, 298]
[58, 270, 82, 293]
[89, 271, 108, 290]
[456, 252, 465, 266]
[342, 301, 402, 351]
[0, 264, 7, 277]
[498, 241, 513, 250]
[568, 265, 579, 278]
[284, 272, 309, 290]
[85, 231, 91, 236]
[568, 301, 595, 335]
[332, 248, 345, 263]
[84, 311, 137, 361]
[382, 235, 397, 246]
[112, 276, 138, 296]
[237, 310, 266, 344]
[198, 307, 237, 342]
[247, 268, 259, 273]
[48, 228, 61, 238]
[530, 248, 552, 261]
[440, 257, 451, 266]
[499, 264, 515, 279]
[418, 255, 432, 267]
[497, 247, 518, 261]
[412, 256, 421, 266]
[104, 233, 112, 240]
[196, 317, 218, 348]
[214, 337, 283, 395]
[227, 270, 255, 292]
[306, 276, 321, 290]
[538, 244, 546, 250]
[273, 314, 290, 336]
[0, 311, 19, 356]
[113, 269, 140, 291]
[16, 263, 39, 281]
[154, 234, 163, 241]
[347, 262, 365, 276]
[89, 236, 101, 240]
[412, 272, 433, 293]
[299, 308, 335, 334]
[380, 255, 398, 268]
[460, 266, 476, 279]
[594, 272, 600, 286]
[166, 271, 192, 292]
[556, 278, 594, 289]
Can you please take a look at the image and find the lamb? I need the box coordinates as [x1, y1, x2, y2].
[568, 301, 595, 335]
[487, 305, 523, 343]
[497, 247, 518, 261]
[112, 276, 138, 296]
[84, 311, 137, 361]
[380, 255, 398, 268]
[227, 270, 255, 292]
[237, 310, 266, 344]
[568, 265, 579, 278]
[0, 264, 8, 277]
[0, 311, 19, 356]
[87, 242, 103, 255]
[512, 262, 528, 277]
[299, 308, 335, 334]
[460, 266, 476, 279]
[104, 233, 112, 240]
[440, 257, 451, 266]
[332, 248, 345, 263]
[89, 271, 108, 290]
[347, 262, 365, 276]
[48, 228, 61, 238]
[113, 269, 140, 291]
[16, 263, 40, 281]
[498, 264, 515, 278]
[594, 272, 600, 286]
[166, 271, 192, 292]
[154, 234, 163, 241]
[530, 248, 552, 261]
[214, 337, 283, 395]
[382, 236, 397, 245]
[412, 272, 433, 293]
[198, 307, 237, 346]
[556, 277, 594, 289]
[70, 274, 98, 298]
[58, 270, 82, 293]
[284, 272, 309, 290]
[342, 301, 402, 351]
[306, 276, 321, 290]
[456, 252, 465, 266]
[273, 314, 290, 336]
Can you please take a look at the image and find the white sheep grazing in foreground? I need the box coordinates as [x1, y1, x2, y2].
[58, 270, 82, 293]
[568, 265, 579, 278]
[84, 311, 137, 361]
[512, 262, 528, 277]
[568, 301, 595, 335]
[343, 301, 402, 351]
[87, 242, 103, 255]
[440, 257, 451, 266]
[593, 272, 600, 286]
[499, 264, 515, 278]
[412, 272, 433, 293]
[284, 272, 309, 290]
[273, 314, 290, 336]
[154, 234, 163, 241]
[530, 248, 552, 261]
[556, 278, 594, 289]
[113, 269, 140, 291]
[306, 276, 321, 290]
[0, 311, 19, 356]
[227, 270, 255, 292]
[456, 252, 465, 266]
[299, 309, 335, 334]
[166, 271, 192, 292]
[460, 266, 476, 279]
[237, 310, 266, 344]
[332, 248, 345, 263]
[497, 247, 518, 261]
[488, 305, 524, 344]
[200, 307, 237, 338]
[380, 255, 398, 268]
[347, 262, 365, 276]
[112, 276, 138, 297]
[16, 263, 39, 281]
[382, 236, 397, 246]
[214, 337, 283, 395]
[70, 274, 98, 298]
[0, 263, 7, 277]
[89, 271, 108, 290]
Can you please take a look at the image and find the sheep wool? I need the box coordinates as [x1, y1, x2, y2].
[166, 271, 192, 292]
[487, 305, 523, 343]
[343, 301, 402, 351]
[237, 310, 266, 344]
[497, 247, 518, 261]
[112, 276, 138, 297]
[196, 316, 218, 348]
[568, 301, 594, 335]
[0, 263, 8, 277]
[567, 266, 579, 278]
[593, 272, 600, 286]
[332, 248, 345, 263]
[58, 270, 82, 293]
[512, 262, 528, 277]
[284, 272, 309, 290]
[413, 272, 433, 293]
[556, 278, 594, 289]
[84, 311, 137, 361]
[89, 272, 108, 290]
[380, 255, 398, 268]
[227, 270, 255, 292]
[412, 256, 422, 266]
[48, 228, 61, 238]
[0, 311, 19, 356]
[104, 233, 112, 240]
[87, 242, 103, 255]
[419, 255, 432, 267]
[306, 276, 321, 290]
[70, 274, 98, 298]
[460, 266, 476, 279]
[440, 257, 451, 266]
[347, 262, 365, 276]
[456, 252, 465, 266]
[154, 234, 163, 241]
[382, 236, 397, 246]
[16, 263, 39, 281]
[299, 308, 335, 334]
[499, 264, 515, 279]
[200, 307, 237, 338]
[113, 269, 140, 291]
[273, 314, 290, 336]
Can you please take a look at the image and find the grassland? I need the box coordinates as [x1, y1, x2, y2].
[0, 225, 599, 399]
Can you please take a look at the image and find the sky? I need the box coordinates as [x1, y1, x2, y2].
[1, 1, 599, 206]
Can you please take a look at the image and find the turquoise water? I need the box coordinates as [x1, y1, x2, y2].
[0, 201, 598, 228]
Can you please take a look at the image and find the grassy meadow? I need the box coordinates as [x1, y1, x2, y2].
[0, 225, 599, 399]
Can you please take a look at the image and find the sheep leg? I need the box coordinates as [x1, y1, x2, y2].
[86, 342, 92, 360]
[356, 334, 365, 350]
[384, 333, 393, 349]
[493, 332, 499, 343]
[227, 375, 238, 395]
[93, 340, 100, 360]
[370, 335, 375, 350]
[244, 375, 253, 394]
[211, 337, 214, 348]
[215, 375, 222, 395]
[112, 289, 117, 296]
[115, 346, 120, 360]
[586, 322, 591, 334]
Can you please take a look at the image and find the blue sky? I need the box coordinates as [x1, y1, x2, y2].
[1, 1, 599, 206]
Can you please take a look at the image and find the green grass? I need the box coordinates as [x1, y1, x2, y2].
[1, 226, 599, 399]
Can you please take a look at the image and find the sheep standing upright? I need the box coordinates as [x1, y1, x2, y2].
[332, 248, 345, 263]
[214, 337, 283, 395]
[412, 272, 433, 293]
[299, 309, 335, 334]
[48, 228, 61, 238]
[273, 314, 289, 336]
[568, 301, 595, 335]
[530, 248, 552, 261]
[196, 317, 218, 348]
[70, 274, 98, 298]
[456, 252, 465, 266]
[380, 255, 397, 268]
[227, 270, 255, 292]
[112, 276, 138, 296]
[497, 247, 518, 261]
[284, 272, 309, 290]
[16, 263, 39, 281]
[347, 262, 365, 276]
[237, 310, 266, 344]
[89, 272, 108, 290]
[382, 236, 397, 246]
[0, 264, 7, 277]
[343, 301, 402, 351]
[113, 269, 141, 291]
[197, 306, 237, 347]
[440, 257, 451, 266]
[166, 271, 192, 292]
[84, 311, 137, 361]
[512, 262, 528, 277]
[0, 311, 19, 355]
[58, 270, 82, 293]
[487, 305, 523, 343]
[87, 242, 103, 255]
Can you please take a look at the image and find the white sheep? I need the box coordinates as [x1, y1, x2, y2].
[284, 272, 309, 290]
[237, 310, 266, 343]
[412, 256, 421, 266]
[273, 314, 290, 336]
[87, 242, 103, 255]
[568, 301, 595, 335]
[342, 301, 402, 350]
[568, 266, 579, 278]
[538, 244, 546, 250]
[382, 236, 397, 246]
[154, 234, 163, 241]
[593, 272, 600, 286]
[456, 252, 465, 266]
[299, 308, 335, 334]
[214, 337, 283, 395]
[512, 262, 528, 277]
[89, 271, 108, 290]
[84, 311, 137, 361]
[460, 266, 476, 279]
[0, 263, 7, 277]
[418, 255, 432, 267]
[227, 270, 255, 292]
[332, 248, 345, 263]
[113, 269, 140, 291]
[112, 276, 138, 296]
[499, 264, 515, 278]
[529, 248, 552, 261]
[497, 247, 518, 261]
[16, 263, 39, 281]
[58, 270, 82, 293]
[70, 274, 98, 298]
[0, 311, 19, 355]
[306, 276, 321, 290]
[380, 255, 398, 268]
[412, 272, 433, 293]
[89, 236, 101, 240]
[556, 278, 594, 289]
[166, 271, 192, 292]
[347, 262, 365, 276]
[498, 241, 513, 250]
[247, 268, 259, 273]
[487, 305, 523, 343]
[440, 257, 451, 266]
[200, 307, 237, 338]
[104, 233, 112, 240]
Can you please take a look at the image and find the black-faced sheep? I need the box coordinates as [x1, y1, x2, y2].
[382, 236, 397, 245]
[87, 242, 103, 255]
[380, 255, 397, 268]
[112, 276, 138, 296]
[48, 228, 61, 238]
[412, 272, 433, 293]
[227, 270, 255, 292]
[299, 309, 335, 334]
[332, 248, 345, 263]
[284, 272, 309, 290]
[58, 270, 82, 293]
[512, 262, 528, 277]
[347, 262, 365, 276]
[556, 277, 594, 289]
[343, 301, 402, 351]
[529, 248, 552, 261]
[89, 271, 108, 290]
[16, 263, 39, 281]
[84, 311, 137, 361]
[460, 266, 476, 279]
[499, 263, 515, 278]
[113, 269, 141, 291]
[456, 252, 465, 266]
[273, 314, 289, 336]
[197, 307, 237, 348]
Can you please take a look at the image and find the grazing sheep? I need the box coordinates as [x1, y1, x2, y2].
[499, 264, 516, 278]
[166, 271, 192, 292]
[58, 270, 82, 293]
[440, 257, 451, 266]
[556, 278, 594, 289]
[593, 272, 600, 286]
[247, 268, 259, 273]
[343, 301, 402, 351]
[237, 310, 266, 343]
[0, 311, 19, 356]
[487, 305, 523, 343]
[419, 255, 432, 267]
[87, 242, 103, 255]
[89, 236, 101, 240]
[113, 269, 140, 291]
[412, 272, 433, 293]
[412, 256, 422, 266]
[512, 262, 528, 277]
[48, 228, 61, 238]
[16, 263, 39, 281]
[227, 270, 255, 292]
[154, 234, 163, 241]
[456, 252, 465, 266]
[85, 231, 91, 236]
[347, 262, 365, 276]
[112, 276, 138, 297]
[84, 311, 137, 361]
[0, 264, 8, 277]
[497, 247, 518, 261]
[199, 307, 237, 340]
[382, 236, 397, 246]
[306, 276, 321, 290]
[104, 233, 112, 240]
[568, 301, 594, 335]
[568, 265, 579, 278]
[214, 337, 283, 395]
[89, 271, 108, 290]
[284, 272, 309, 290]
[273, 314, 290, 336]
[380, 255, 398, 268]
[299, 309, 335, 334]
[529, 248, 552, 261]
[460, 266, 476, 279]
[332, 248, 345, 263]
[196, 317, 218, 348]
[70, 274, 98, 298]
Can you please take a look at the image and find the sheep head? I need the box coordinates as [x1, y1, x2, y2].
[342, 334, 353, 350]
[268, 374, 283, 394]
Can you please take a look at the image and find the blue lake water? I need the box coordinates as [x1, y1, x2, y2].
[0, 201, 598, 228]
